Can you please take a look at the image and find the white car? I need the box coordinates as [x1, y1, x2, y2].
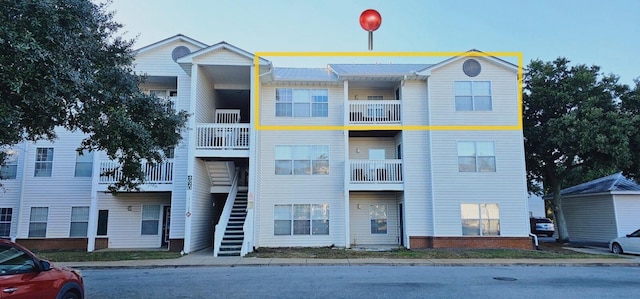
[609, 229, 640, 255]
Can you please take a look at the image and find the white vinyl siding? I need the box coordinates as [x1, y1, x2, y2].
[97, 192, 171, 248]
[15, 129, 94, 239]
[70, 207, 89, 237]
[134, 40, 204, 75]
[428, 57, 518, 126]
[255, 130, 345, 247]
[28, 207, 48, 237]
[431, 130, 528, 237]
[189, 159, 215, 252]
[400, 80, 434, 239]
[349, 193, 399, 245]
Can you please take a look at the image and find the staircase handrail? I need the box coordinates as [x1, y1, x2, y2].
[240, 206, 253, 256]
[213, 167, 240, 257]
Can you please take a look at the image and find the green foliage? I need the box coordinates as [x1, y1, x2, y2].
[0, 0, 188, 191]
[523, 57, 637, 242]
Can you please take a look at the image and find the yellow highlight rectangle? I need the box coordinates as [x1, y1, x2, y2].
[253, 51, 523, 131]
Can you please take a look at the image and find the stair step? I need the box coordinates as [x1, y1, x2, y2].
[223, 235, 244, 239]
[218, 252, 240, 257]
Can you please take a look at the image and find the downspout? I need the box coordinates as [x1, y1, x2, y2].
[529, 233, 539, 250]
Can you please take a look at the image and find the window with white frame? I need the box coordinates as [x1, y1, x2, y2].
[28, 207, 48, 237]
[457, 141, 496, 172]
[70, 207, 89, 237]
[461, 203, 500, 236]
[0, 208, 12, 237]
[74, 150, 93, 177]
[454, 81, 492, 111]
[0, 152, 17, 179]
[370, 204, 387, 234]
[273, 204, 329, 236]
[275, 88, 328, 117]
[141, 205, 160, 235]
[34, 148, 54, 177]
[275, 145, 329, 175]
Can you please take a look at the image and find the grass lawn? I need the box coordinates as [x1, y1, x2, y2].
[33, 250, 182, 263]
[31, 242, 618, 262]
[246, 242, 620, 259]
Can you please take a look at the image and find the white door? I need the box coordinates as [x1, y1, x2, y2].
[625, 229, 640, 254]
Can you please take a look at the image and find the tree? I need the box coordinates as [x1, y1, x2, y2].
[0, 0, 188, 191]
[523, 57, 633, 243]
[620, 80, 640, 179]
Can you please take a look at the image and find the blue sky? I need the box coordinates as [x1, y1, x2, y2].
[107, 0, 639, 85]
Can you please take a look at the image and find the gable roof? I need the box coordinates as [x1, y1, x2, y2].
[547, 172, 640, 198]
[135, 34, 208, 54]
[417, 49, 518, 75]
[176, 41, 271, 65]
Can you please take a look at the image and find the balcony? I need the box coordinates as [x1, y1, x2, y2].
[195, 123, 250, 157]
[349, 159, 403, 191]
[348, 100, 401, 124]
[98, 160, 173, 192]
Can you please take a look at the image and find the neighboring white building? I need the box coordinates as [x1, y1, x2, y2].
[0, 35, 532, 255]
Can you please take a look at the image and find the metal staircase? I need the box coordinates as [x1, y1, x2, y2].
[217, 187, 248, 256]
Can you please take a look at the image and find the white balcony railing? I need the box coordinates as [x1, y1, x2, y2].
[99, 160, 173, 184]
[349, 159, 403, 183]
[196, 123, 250, 150]
[348, 100, 401, 124]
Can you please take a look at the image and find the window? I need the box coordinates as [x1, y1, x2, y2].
[275, 145, 329, 175]
[141, 205, 160, 235]
[0, 152, 17, 179]
[0, 208, 12, 237]
[74, 150, 93, 177]
[276, 88, 328, 117]
[70, 207, 89, 237]
[97, 210, 109, 236]
[367, 95, 384, 100]
[457, 141, 496, 172]
[454, 81, 492, 111]
[34, 148, 54, 177]
[28, 207, 48, 237]
[461, 203, 500, 236]
[370, 205, 387, 234]
[274, 204, 329, 236]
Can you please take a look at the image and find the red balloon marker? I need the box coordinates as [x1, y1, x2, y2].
[359, 9, 382, 50]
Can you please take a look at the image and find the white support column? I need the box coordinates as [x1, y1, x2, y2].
[87, 150, 101, 252]
[183, 64, 199, 254]
[343, 80, 351, 248]
[247, 64, 257, 251]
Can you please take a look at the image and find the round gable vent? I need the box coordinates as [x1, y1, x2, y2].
[171, 46, 191, 62]
[462, 59, 481, 77]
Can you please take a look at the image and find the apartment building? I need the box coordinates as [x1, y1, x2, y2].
[0, 34, 531, 256]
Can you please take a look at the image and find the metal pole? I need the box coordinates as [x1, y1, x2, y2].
[368, 31, 373, 51]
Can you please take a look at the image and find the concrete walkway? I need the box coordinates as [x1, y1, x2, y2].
[55, 247, 640, 269]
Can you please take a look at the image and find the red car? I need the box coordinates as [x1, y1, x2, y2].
[0, 239, 84, 299]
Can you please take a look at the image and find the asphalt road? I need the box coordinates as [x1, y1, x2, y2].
[83, 265, 640, 299]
